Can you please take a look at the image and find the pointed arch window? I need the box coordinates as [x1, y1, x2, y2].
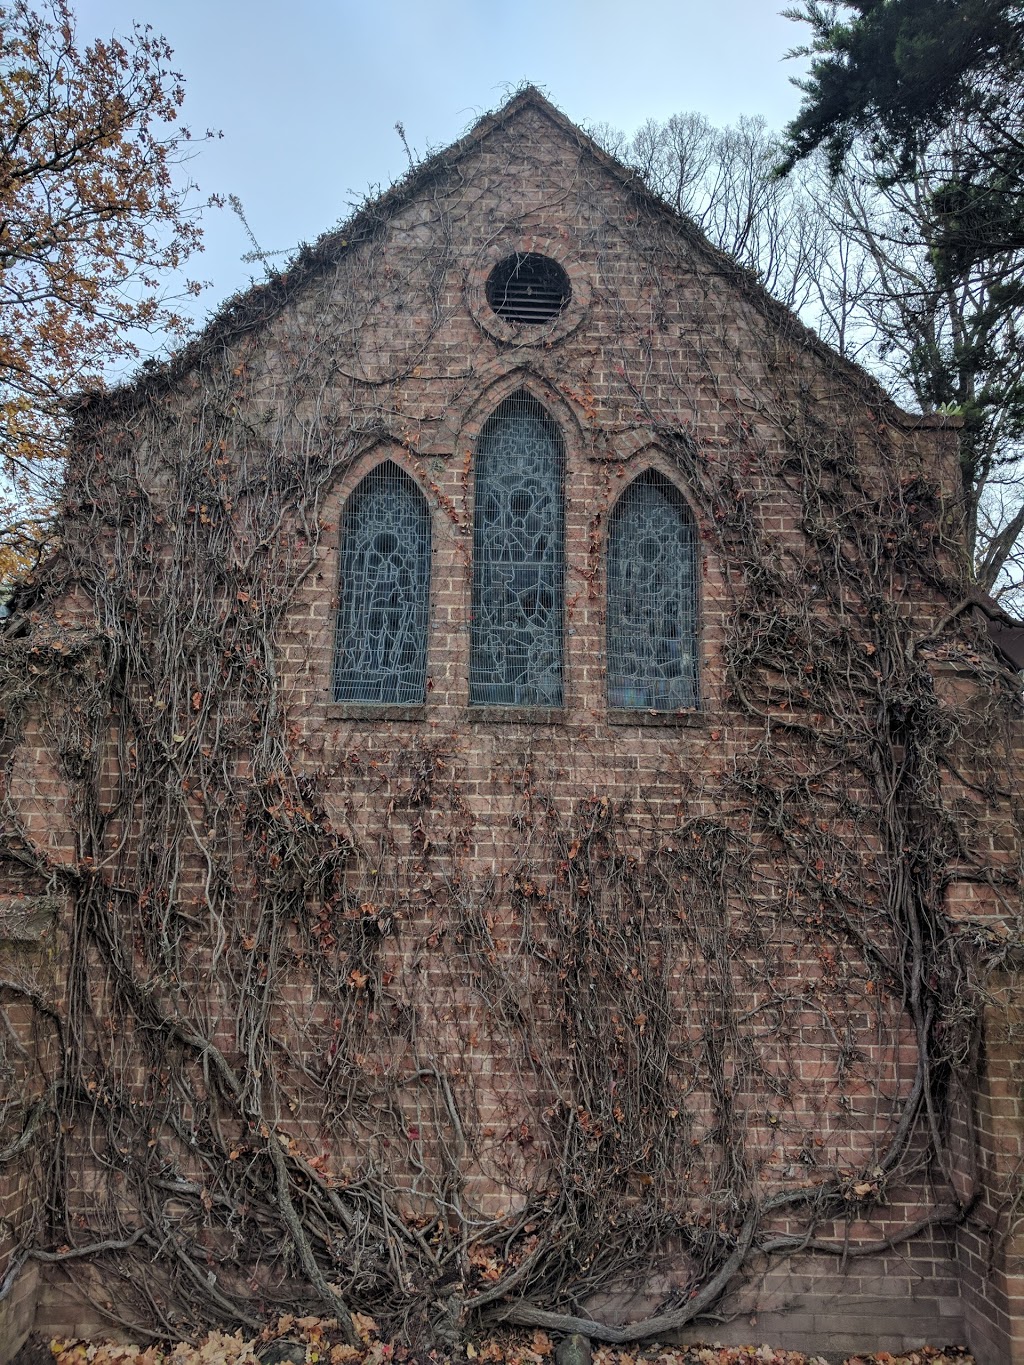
[607, 470, 699, 711]
[470, 392, 565, 707]
[333, 461, 431, 704]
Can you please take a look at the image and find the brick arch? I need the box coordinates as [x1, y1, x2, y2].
[330, 443, 436, 508]
[605, 444, 704, 525]
[454, 367, 590, 458]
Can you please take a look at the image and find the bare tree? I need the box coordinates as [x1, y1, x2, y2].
[623, 113, 831, 314]
[597, 113, 1024, 606]
[810, 139, 1024, 598]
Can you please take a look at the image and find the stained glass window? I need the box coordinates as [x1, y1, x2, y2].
[607, 471, 699, 711]
[470, 393, 565, 707]
[333, 462, 430, 704]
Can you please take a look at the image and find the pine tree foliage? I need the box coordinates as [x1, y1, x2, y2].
[779, 1, 1023, 208]
[607, 7, 1024, 605]
[776, 1, 1024, 600]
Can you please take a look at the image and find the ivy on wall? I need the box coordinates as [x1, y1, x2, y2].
[1, 101, 1021, 1349]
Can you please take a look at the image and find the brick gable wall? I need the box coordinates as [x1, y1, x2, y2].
[1, 97, 1021, 1362]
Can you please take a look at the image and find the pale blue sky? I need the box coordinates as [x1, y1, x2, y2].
[75, 0, 813, 342]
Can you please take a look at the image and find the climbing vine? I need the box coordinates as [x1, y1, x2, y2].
[1, 95, 1022, 1350]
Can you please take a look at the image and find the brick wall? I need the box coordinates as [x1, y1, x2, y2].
[0, 91, 1021, 1360]
[0, 872, 62, 1362]
[954, 976, 1024, 1364]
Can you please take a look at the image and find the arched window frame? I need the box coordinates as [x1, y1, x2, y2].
[332, 458, 432, 707]
[606, 465, 701, 713]
[469, 390, 566, 709]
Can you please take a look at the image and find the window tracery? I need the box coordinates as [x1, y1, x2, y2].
[607, 469, 699, 711]
[333, 461, 431, 705]
[470, 392, 565, 707]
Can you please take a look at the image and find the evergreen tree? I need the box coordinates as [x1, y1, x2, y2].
[776, 1, 1024, 599]
[779, 0, 1024, 262]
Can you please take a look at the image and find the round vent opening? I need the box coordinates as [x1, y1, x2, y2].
[485, 253, 571, 326]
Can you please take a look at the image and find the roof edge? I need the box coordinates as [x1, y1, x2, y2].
[71, 84, 944, 435]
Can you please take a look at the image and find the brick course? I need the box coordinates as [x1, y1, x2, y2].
[0, 89, 1021, 1363]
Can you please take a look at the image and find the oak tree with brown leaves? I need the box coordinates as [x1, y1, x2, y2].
[0, 0, 212, 579]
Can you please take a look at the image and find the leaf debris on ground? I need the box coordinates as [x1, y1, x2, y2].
[47, 1321, 976, 1365]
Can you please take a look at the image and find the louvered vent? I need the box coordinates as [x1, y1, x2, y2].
[485, 253, 571, 325]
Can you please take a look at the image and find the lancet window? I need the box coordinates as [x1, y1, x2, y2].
[333, 461, 431, 704]
[607, 470, 699, 711]
[470, 392, 565, 707]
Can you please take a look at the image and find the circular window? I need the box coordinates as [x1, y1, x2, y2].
[485, 253, 572, 326]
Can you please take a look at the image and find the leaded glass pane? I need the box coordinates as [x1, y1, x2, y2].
[333, 462, 430, 704]
[470, 393, 565, 707]
[607, 472, 699, 711]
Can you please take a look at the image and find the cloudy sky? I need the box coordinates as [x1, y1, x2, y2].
[75, 0, 814, 346]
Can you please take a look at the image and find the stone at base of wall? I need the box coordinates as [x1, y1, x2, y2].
[0, 1262, 38, 1365]
[9, 1264, 994, 1364]
[668, 1295, 967, 1364]
[583, 1245, 972, 1364]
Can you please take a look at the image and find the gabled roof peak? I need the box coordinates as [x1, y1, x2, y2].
[72, 84, 935, 432]
[72, 85, 579, 420]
